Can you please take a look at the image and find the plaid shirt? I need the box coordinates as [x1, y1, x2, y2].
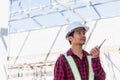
[54, 49, 106, 80]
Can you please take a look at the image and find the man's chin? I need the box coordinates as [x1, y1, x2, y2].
[81, 41, 85, 44]
[79, 42, 85, 46]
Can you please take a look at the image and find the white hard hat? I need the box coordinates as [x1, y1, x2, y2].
[66, 21, 89, 38]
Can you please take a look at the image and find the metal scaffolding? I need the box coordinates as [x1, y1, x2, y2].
[3, 0, 120, 80]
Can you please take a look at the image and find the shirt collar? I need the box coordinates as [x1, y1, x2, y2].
[66, 48, 89, 57]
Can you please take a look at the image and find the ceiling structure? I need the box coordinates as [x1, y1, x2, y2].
[9, 0, 120, 33]
[8, 0, 120, 80]
[8, 0, 120, 67]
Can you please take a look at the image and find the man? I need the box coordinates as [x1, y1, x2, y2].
[54, 21, 106, 80]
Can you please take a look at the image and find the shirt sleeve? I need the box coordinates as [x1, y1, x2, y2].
[54, 55, 65, 80]
[92, 57, 106, 80]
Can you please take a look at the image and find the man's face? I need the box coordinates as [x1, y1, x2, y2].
[68, 27, 86, 45]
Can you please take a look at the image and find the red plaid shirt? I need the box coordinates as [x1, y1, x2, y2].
[54, 49, 106, 80]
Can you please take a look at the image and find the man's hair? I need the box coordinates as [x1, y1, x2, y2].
[67, 31, 74, 44]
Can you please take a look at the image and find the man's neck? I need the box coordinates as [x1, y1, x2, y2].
[71, 44, 83, 59]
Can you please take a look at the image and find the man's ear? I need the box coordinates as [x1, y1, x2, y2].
[68, 36, 73, 41]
